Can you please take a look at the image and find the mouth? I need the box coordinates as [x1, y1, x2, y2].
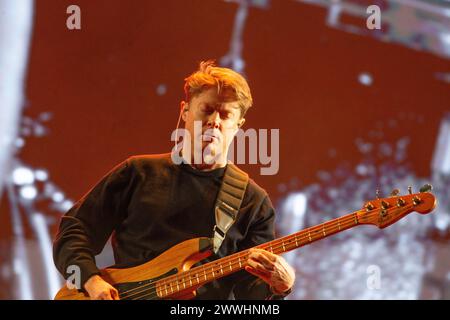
[201, 128, 223, 144]
[202, 134, 219, 143]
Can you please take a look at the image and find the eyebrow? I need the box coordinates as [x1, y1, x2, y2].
[202, 103, 239, 110]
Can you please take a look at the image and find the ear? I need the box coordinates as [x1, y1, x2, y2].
[180, 101, 189, 122]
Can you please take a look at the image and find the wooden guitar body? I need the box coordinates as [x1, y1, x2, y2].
[54, 237, 213, 300]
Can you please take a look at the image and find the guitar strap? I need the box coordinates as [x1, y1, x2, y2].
[212, 162, 249, 254]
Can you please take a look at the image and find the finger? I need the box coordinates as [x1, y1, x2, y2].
[249, 248, 268, 256]
[249, 252, 276, 271]
[250, 248, 277, 258]
[99, 292, 113, 300]
[262, 250, 278, 261]
[245, 266, 270, 283]
[248, 257, 272, 275]
[257, 249, 278, 262]
[111, 288, 120, 300]
[94, 293, 106, 300]
[250, 249, 278, 264]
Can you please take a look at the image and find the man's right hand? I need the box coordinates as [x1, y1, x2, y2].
[84, 275, 120, 300]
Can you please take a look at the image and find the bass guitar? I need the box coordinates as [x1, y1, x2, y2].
[54, 185, 436, 300]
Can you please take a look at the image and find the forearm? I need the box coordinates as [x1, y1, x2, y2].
[53, 216, 101, 288]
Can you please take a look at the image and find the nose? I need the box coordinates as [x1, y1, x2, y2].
[206, 111, 221, 129]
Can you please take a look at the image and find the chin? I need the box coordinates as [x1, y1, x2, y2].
[203, 145, 224, 159]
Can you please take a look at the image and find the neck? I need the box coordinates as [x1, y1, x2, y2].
[155, 211, 362, 298]
[190, 163, 226, 171]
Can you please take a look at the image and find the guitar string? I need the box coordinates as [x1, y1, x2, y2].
[120, 212, 365, 300]
[118, 208, 400, 299]
[118, 207, 400, 300]
[119, 205, 413, 300]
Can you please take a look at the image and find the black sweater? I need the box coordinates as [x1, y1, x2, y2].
[53, 153, 280, 299]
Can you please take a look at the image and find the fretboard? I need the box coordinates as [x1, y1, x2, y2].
[156, 210, 361, 297]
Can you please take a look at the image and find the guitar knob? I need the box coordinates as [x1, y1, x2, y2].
[419, 184, 433, 193]
[381, 200, 389, 209]
[390, 189, 400, 197]
[408, 186, 413, 195]
[397, 198, 406, 207]
[376, 189, 381, 199]
[365, 202, 375, 211]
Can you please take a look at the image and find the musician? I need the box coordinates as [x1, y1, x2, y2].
[53, 60, 295, 300]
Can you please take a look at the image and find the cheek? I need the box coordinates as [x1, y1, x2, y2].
[184, 114, 203, 130]
[222, 130, 237, 145]
[193, 115, 209, 128]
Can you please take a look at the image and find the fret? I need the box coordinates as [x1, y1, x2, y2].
[154, 211, 371, 299]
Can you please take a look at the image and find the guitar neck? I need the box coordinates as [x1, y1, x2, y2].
[156, 210, 362, 298]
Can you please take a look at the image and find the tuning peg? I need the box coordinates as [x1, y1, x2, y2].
[413, 196, 422, 205]
[365, 202, 375, 211]
[397, 198, 406, 207]
[376, 189, 381, 199]
[419, 184, 433, 193]
[408, 186, 412, 195]
[390, 189, 400, 197]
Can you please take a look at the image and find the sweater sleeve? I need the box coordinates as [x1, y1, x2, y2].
[233, 195, 290, 300]
[52, 158, 136, 289]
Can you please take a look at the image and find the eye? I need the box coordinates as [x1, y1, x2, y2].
[220, 111, 232, 119]
[202, 105, 214, 114]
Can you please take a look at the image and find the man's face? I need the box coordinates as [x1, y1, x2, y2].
[181, 87, 245, 166]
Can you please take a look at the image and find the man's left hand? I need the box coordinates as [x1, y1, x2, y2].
[245, 248, 295, 294]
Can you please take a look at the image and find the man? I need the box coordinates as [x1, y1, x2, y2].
[53, 60, 295, 300]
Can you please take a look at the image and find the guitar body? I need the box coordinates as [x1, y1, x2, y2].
[54, 237, 213, 300]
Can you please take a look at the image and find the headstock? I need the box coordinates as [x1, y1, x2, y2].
[357, 184, 437, 229]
